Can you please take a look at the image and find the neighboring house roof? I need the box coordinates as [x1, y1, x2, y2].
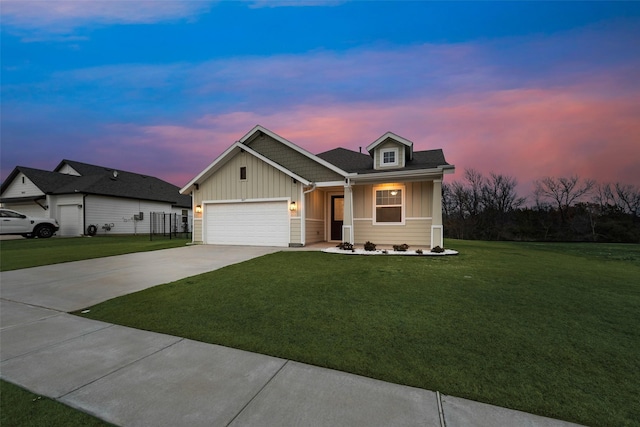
[1, 160, 191, 208]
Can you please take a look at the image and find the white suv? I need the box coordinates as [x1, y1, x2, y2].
[0, 208, 60, 238]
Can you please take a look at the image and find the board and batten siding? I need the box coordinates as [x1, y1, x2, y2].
[195, 151, 301, 204]
[374, 140, 406, 169]
[85, 195, 169, 235]
[352, 181, 434, 247]
[1, 172, 45, 199]
[305, 189, 325, 244]
[193, 150, 303, 244]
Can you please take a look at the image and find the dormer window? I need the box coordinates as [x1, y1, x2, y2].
[381, 148, 398, 167]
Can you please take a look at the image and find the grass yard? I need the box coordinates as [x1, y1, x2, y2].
[0, 235, 189, 271]
[0, 380, 113, 427]
[77, 240, 640, 427]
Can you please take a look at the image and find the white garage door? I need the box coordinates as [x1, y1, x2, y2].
[205, 201, 289, 247]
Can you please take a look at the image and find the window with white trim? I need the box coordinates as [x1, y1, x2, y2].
[380, 148, 398, 167]
[374, 186, 404, 224]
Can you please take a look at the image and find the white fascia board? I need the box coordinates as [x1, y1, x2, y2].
[180, 141, 311, 194]
[365, 132, 414, 154]
[351, 167, 450, 183]
[240, 125, 351, 178]
[315, 180, 349, 188]
[180, 143, 241, 194]
[241, 144, 310, 185]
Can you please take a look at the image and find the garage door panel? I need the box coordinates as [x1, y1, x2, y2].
[205, 202, 289, 247]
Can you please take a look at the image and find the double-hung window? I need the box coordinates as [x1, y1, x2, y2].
[374, 186, 404, 224]
[380, 148, 398, 167]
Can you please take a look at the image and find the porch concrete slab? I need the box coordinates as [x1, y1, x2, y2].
[0, 299, 60, 329]
[0, 313, 110, 362]
[441, 395, 585, 427]
[0, 245, 280, 312]
[0, 324, 181, 398]
[61, 339, 286, 427]
[230, 361, 441, 427]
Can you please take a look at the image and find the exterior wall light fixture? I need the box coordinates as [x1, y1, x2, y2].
[289, 201, 297, 211]
[195, 205, 203, 213]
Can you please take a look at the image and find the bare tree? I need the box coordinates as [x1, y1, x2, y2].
[482, 173, 526, 214]
[615, 183, 640, 218]
[534, 176, 595, 225]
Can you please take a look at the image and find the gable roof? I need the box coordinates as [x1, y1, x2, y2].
[180, 141, 312, 194]
[365, 131, 414, 160]
[180, 125, 352, 194]
[180, 125, 454, 193]
[1, 160, 191, 207]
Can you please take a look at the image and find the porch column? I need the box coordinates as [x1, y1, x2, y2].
[342, 181, 354, 243]
[431, 179, 444, 248]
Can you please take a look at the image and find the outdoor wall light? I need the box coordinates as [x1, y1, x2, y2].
[289, 201, 297, 211]
[195, 205, 202, 213]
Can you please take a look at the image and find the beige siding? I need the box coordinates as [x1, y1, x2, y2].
[304, 189, 325, 220]
[192, 150, 303, 245]
[290, 218, 302, 245]
[304, 189, 325, 244]
[374, 140, 406, 169]
[354, 219, 432, 247]
[193, 219, 203, 243]
[195, 151, 301, 204]
[353, 181, 433, 219]
[351, 180, 435, 247]
[305, 219, 324, 244]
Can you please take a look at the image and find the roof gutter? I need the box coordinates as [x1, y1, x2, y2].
[350, 165, 455, 183]
[303, 183, 317, 194]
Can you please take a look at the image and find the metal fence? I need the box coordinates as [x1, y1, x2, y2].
[149, 212, 191, 240]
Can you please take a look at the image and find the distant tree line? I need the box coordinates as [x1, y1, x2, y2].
[443, 169, 640, 243]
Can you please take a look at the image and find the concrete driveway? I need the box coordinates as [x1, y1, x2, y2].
[0, 245, 281, 312]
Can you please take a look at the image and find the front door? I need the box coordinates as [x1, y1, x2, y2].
[330, 195, 344, 241]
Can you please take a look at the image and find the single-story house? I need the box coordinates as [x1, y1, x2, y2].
[180, 125, 454, 248]
[1, 159, 192, 237]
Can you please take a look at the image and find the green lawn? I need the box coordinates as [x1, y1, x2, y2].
[0, 380, 113, 427]
[76, 240, 640, 427]
[0, 235, 189, 271]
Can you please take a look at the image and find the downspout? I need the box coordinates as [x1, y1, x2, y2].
[303, 183, 317, 194]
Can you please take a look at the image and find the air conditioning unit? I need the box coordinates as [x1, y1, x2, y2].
[134, 212, 144, 221]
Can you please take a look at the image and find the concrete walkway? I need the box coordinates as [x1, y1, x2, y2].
[0, 245, 584, 426]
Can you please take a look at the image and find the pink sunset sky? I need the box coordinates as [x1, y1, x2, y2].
[2, 2, 639, 199]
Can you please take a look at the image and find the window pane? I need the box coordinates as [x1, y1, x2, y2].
[376, 206, 401, 222]
[333, 198, 344, 221]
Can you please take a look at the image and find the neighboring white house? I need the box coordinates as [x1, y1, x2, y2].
[0, 160, 192, 237]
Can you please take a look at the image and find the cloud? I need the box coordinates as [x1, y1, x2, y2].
[90, 72, 639, 192]
[0, 0, 214, 36]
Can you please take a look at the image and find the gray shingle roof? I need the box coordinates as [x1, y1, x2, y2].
[316, 147, 450, 174]
[1, 160, 191, 208]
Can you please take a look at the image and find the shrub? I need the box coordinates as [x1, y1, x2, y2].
[431, 246, 445, 253]
[337, 242, 354, 251]
[364, 241, 377, 251]
[393, 243, 410, 252]
[416, 249, 423, 254]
